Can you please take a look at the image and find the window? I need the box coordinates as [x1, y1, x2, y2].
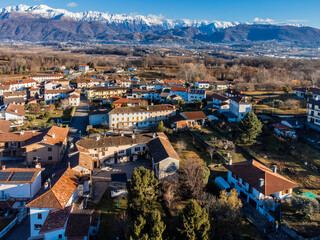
[34, 224, 42, 230]
[135, 147, 140, 152]
[48, 147, 52, 152]
[58, 235, 62, 239]
[37, 213, 42, 219]
[48, 156, 52, 161]
[232, 172, 237, 180]
[119, 150, 124, 154]
[282, 189, 290, 195]
[242, 180, 247, 186]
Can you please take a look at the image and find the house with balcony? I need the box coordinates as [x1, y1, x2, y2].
[108, 104, 176, 129]
[307, 100, 320, 130]
[187, 89, 206, 102]
[76, 133, 158, 167]
[207, 93, 230, 112]
[195, 81, 210, 89]
[294, 87, 320, 100]
[222, 96, 252, 122]
[225, 160, 298, 222]
[0, 167, 43, 209]
[87, 86, 126, 101]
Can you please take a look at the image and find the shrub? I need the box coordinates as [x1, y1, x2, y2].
[44, 112, 51, 119]
[291, 196, 320, 217]
[27, 116, 36, 122]
[273, 99, 284, 108]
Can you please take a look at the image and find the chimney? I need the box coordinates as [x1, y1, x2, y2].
[35, 163, 41, 169]
[43, 137, 47, 141]
[258, 178, 264, 188]
[272, 165, 277, 173]
[52, 133, 55, 139]
[2, 165, 5, 170]
[228, 159, 232, 165]
[132, 134, 135, 139]
[15, 110, 18, 113]
[95, 135, 100, 141]
[153, 133, 157, 138]
[120, 132, 124, 137]
[20, 131, 24, 135]
[146, 106, 149, 110]
[44, 181, 49, 190]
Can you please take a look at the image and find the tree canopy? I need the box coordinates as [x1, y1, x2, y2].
[238, 112, 263, 144]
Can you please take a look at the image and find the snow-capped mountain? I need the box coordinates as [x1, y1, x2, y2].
[0, 4, 240, 32]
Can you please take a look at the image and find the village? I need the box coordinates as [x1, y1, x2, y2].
[0, 58, 318, 240]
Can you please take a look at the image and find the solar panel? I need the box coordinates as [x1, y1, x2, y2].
[0, 172, 11, 181]
[9, 172, 35, 182]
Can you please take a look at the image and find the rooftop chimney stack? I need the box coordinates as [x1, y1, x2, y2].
[228, 159, 232, 165]
[52, 133, 55, 139]
[132, 134, 135, 139]
[258, 178, 264, 188]
[273, 165, 277, 173]
[2, 165, 5, 170]
[44, 181, 49, 190]
[36, 163, 41, 169]
[120, 132, 124, 137]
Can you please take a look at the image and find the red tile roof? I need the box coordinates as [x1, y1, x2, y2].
[25, 168, 81, 209]
[4, 103, 26, 116]
[39, 207, 71, 234]
[170, 87, 188, 92]
[225, 160, 298, 195]
[182, 111, 207, 120]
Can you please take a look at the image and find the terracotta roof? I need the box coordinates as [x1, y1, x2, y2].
[3, 97, 25, 105]
[3, 91, 27, 97]
[76, 133, 157, 150]
[0, 120, 11, 133]
[132, 89, 156, 93]
[182, 111, 207, 120]
[147, 134, 181, 164]
[45, 89, 73, 94]
[39, 126, 69, 146]
[65, 210, 93, 237]
[164, 79, 184, 83]
[108, 104, 174, 115]
[3, 79, 36, 85]
[89, 86, 125, 91]
[230, 96, 250, 104]
[4, 103, 25, 116]
[39, 207, 71, 234]
[170, 87, 188, 92]
[0, 131, 41, 142]
[25, 168, 81, 209]
[271, 123, 291, 131]
[225, 160, 298, 195]
[209, 93, 229, 102]
[69, 94, 80, 99]
[113, 98, 141, 104]
[0, 168, 43, 183]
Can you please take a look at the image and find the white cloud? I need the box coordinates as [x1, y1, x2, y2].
[253, 17, 276, 24]
[253, 17, 308, 26]
[67, 2, 78, 8]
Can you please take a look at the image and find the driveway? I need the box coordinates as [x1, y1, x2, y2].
[69, 97, 89, 142]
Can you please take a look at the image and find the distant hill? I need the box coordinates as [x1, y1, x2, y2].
[0, 6, 320, 44]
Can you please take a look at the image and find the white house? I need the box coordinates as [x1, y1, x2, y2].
[169, 87, 189, 102]
[226, 97, 252, 122]
[0, 103, 25, 126]
[208, 93, 230, 112]
[195, 81, 210, 89]
[294, 87, 320, 100]
[30, 74, 64, 83]
[79, 65, 90, 72]
[2, 79, 37, 91]
[25, 168, 81, 238]
[68, 92, 80, 106]
[88, 109, 109, 126]
[44, 89, 80, 104]
[187, 89, 206, 102]
[0, 167, 43, 208]
[225, 160, 298, 222]
[307, 100, 320, 129]
[108, 104, 176, 129]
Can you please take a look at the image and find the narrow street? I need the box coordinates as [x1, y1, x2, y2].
[69, 96, 89, 142]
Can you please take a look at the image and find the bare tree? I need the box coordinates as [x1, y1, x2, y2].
[163, 179, 181, 209]
[60, 98, 69, 110]
[207, 146, 216, 162]
[179, 152, 210, 199]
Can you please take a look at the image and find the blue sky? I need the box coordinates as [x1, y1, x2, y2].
[1, 0, 320, 28]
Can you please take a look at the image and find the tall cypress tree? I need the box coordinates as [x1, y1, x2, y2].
[127, 167, 159, 214]
[177, 199, 210, 240]
[127, 210, 166, 240]
[238, 112, 263, 144]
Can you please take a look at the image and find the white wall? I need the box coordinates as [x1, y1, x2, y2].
[89, 114, 108, 126]
[43, 227, 66, 240]
[30, 208, 50, 237]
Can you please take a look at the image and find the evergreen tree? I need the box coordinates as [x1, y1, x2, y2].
[193, 99, 202, 110]
[157, 121, 164, 132]
[128, 210, 166, 240]
[128, 167, 159, 214]
[177, 199, 210, 240]
[238, 112, 262, 144]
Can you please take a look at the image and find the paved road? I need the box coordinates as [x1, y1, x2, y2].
[6, 215, 30, 240]
[69, 97, 89, 142]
